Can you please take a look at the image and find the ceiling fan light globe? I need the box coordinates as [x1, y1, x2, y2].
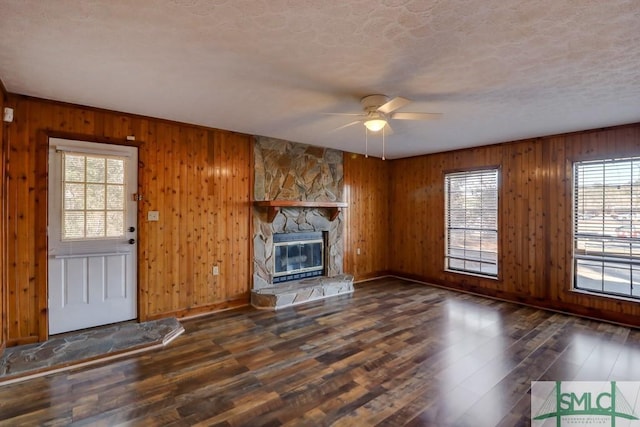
[364, 119, 387, 132]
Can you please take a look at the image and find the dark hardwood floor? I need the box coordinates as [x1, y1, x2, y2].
[1, 277, 640, 426]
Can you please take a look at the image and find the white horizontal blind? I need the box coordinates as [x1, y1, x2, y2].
[445, 169, 498, 277]
[62, 152, 127, 241]
[573, 157, 640, 298]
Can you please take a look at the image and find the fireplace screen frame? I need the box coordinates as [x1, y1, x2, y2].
[272, 232, 326, 283]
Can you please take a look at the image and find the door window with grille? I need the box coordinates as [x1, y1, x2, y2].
[62, 152, 126, 240]
[573, 157, 640, 299]
[445, 169, 499, 277]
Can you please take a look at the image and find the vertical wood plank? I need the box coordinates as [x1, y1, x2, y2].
[13, 97, 35, 342]
[168, 126, 180, 313]
[177, 126, 189, 312]
[207, 130, 218, 302]
[194, 129, 207, 306]
[213, 131, 224, 301]
[34, 128, 48, 342]
[154, 122, 168, 316]
[133, 117, 150, 321]
[0, 82, 6, 352]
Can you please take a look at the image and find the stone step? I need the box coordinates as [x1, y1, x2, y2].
[251, 274, 354, 310]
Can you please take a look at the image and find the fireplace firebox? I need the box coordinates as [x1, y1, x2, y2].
[272, 232, 325, 283]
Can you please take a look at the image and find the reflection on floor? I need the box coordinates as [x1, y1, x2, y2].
[0, 317, 184, 384]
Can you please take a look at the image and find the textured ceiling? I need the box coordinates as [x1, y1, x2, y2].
[1, 0, 639, 158]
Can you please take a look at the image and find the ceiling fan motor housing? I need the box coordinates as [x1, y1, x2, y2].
[361, 95, 389, 110]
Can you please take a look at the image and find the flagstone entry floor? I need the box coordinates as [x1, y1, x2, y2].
[0, 317, 184, 385]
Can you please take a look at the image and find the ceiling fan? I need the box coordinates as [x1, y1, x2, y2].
[327, 95, 442, 159]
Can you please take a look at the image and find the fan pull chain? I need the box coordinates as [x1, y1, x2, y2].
[382, 126, 386, 161]
[365, 127, 369, 158]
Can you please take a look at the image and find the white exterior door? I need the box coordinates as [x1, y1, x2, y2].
[48, 138, 138, 335]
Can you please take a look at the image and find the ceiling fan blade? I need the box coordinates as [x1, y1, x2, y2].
[390, 112, 443, 120]
[377, 96, 411, 114]
[322, 112, 366, 116]
[331, 120, 362, 132]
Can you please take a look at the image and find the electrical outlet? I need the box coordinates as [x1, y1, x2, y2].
[212, 265, 219, 276]
[357, 248, 361, 255]
[148, 211, 159, 221]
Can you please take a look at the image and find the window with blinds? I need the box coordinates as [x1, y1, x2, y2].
[573, 157, 640, 299]
[62, 152, 126, 240]
[445, 169, 499, 277]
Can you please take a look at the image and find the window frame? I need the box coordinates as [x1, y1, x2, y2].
[572, 156, 640, 300]
[444, 167, 500, 279]
[60, 150, 128, 242]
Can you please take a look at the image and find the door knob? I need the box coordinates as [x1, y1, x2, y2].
[128, 226, 135, 232]
[128, 238, 136, 245]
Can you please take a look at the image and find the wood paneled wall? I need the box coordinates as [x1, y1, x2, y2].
[343, 153, 389, 281]
[4, 95, 252, 345]
[389, 123, 640, 326]
[3, 89, 639, 344]
[0, 80, 7, 353]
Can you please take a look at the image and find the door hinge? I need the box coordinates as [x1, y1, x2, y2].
[132, 193, 143, 201]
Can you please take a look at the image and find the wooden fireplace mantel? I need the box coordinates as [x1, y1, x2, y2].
[253, 200, 348, 222]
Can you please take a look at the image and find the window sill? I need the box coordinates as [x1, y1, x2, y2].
[444, 268, 499, 281]
[571, 288, 640, 304]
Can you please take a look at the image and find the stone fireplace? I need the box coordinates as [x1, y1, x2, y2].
[251, 137, 353, 309]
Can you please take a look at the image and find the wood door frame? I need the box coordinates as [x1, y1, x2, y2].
[35, 130, 143, 341]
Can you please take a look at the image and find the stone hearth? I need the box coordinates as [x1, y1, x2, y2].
[251, 274, 354, 309]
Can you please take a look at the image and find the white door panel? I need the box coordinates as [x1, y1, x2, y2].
[48, 138, 138, 335]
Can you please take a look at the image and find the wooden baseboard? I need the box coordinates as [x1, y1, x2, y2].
[353, 271, 391, 282]
[7, 335, 40, 347]
[389, 271, 640, 329]
[142, 297, 250, 322]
